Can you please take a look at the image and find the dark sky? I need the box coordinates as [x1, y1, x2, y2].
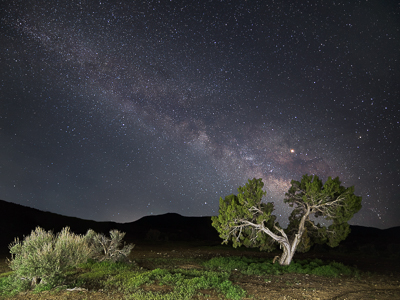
[1, 0, 399, 229]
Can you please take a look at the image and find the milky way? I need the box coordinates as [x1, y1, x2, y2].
[1, 0, 399, 228]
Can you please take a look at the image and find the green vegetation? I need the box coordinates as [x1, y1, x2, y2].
[212, 175, 362, 265]
[0, 213, 363, 299]
[7, 227, 93, 288]
[1, 226, 134, 296]
[0, 251, 361, 299]
[106, 267, 245, 300]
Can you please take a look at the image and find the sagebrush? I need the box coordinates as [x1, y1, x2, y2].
[8, 227, 92, 287]
[86, 229, 135, 262]
[6, 226, 134, 291]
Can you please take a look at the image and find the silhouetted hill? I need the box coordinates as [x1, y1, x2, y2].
[0, 200, 119, 250]
[334, 225, 400, 254]
[0, 200, 219, 250]
[1, 199, 399, 257]
[130, 212, 219, 242]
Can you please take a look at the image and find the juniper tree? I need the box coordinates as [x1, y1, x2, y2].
[211, 175, 362, 266]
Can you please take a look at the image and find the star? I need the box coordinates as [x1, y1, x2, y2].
[0, 0, 399, 229]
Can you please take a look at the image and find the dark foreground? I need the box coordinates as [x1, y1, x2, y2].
[1, 241, 400, 300]
[0, 199, 399, 299]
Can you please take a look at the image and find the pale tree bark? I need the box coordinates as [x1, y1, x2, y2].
[276, 205, 310, 265]
[230, 205, 311, 266]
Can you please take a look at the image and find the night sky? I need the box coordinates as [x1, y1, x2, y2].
[1, 0, 399, 229]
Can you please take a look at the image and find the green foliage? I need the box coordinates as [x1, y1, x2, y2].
[75, 259, 134, 288]
[211, 178, 278, 252]
[7, 227, 93, 288]
[106, 267, 246, 300]
[1, 253, 361, 299]
[285, 175, 362, 223]
[212, 174, 362, 264]
[31, 281, 54, 293]
[0, 275, 31, 297]
[4, 226, 134, 295]
[285, 174, 362, 250]
[295, 227, 312, 253]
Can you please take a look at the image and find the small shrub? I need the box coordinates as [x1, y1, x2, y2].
[8, 227, 93, 287]
[218, 279, 247, 300]
[329, 261, 353, 276]
[312, 265, 340, 277]
[86, 229, 135, 262]
[5, 226, 134, 294]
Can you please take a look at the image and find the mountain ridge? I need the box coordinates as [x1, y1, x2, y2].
[0, 199, 219, 248]
[1, 199, 399, 255]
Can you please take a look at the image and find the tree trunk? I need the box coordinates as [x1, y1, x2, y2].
[239, 212, 309, 266]
[277, 206, 310, 265]
[278, 242, 295, 266]
[276, 214, 307, 266]
[261, 225, 298, 266]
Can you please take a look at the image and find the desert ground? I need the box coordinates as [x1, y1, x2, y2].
[1, 241, 400, 300]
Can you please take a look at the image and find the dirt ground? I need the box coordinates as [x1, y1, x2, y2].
[1, 243, 400, 300]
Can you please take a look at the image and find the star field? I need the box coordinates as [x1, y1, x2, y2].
[0, 0, 399, 229]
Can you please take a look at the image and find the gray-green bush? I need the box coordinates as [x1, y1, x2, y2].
[6, 226, 134, 292]
[86, 229, 135, 262]
[8, 227, 93, 287]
